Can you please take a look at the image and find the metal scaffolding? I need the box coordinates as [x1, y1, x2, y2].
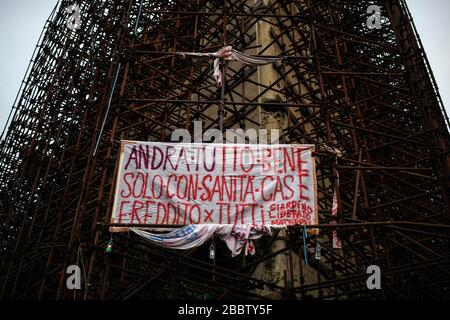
[0, 0, 449, 300]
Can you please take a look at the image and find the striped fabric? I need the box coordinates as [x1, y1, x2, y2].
[131, 224, 284, 257]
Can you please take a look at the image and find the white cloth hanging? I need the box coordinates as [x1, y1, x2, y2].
[131, 224, 287, 257]
[176, 46, 282, 86]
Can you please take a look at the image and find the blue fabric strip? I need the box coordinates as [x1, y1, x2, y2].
[303, 226, 308, 266]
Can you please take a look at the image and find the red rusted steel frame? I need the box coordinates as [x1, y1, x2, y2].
[0, 0, 449, 300]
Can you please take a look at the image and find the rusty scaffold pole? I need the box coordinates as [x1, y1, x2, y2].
[0, 0, 449, 300]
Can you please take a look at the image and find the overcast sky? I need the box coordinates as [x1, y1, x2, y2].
[0, 0, 449, 134]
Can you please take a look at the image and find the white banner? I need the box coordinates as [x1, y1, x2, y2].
[110, 141, 317, 229]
